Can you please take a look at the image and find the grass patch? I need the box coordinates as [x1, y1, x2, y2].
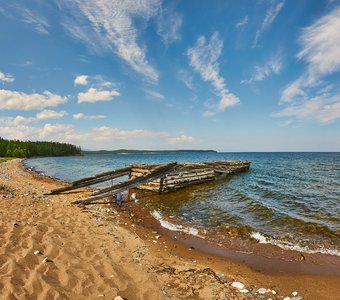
[0, 158, 14, 164]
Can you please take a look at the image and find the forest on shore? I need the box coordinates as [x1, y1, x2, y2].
[0, 137, 81, 158]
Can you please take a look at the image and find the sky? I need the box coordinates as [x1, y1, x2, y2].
[0, 0, 340, 151]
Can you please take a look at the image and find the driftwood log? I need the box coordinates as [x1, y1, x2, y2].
[73, 162, 177, 205]
[50, 166, 131, 195]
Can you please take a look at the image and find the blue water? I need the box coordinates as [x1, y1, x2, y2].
[25, 152, 340, 254]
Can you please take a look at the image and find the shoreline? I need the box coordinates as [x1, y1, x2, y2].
[0, 159, 339, 299]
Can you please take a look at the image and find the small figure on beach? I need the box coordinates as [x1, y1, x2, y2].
[115, 192, 124, 207]
[130, 192, 138, 203]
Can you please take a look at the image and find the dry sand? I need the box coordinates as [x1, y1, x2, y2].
[0, 159, 339, 300]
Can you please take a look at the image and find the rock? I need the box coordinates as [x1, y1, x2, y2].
[42, 257, 51, 263]
[271, 290, 277, 295]
[292, 291, 298, 297]
[283, 297, 291, 300]
[231, 281, 245, 290]
[257, 288, 267, 294]
[240, 289, 249, 294]
[114, 297, 124, 300]
[34, 250, 41, 255]
[291, 297, 302, 300]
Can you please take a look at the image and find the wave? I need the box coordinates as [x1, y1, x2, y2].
[250, 232, 340, 256]
[151, 210, 199, 236]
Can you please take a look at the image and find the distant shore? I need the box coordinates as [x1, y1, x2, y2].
[0, 159, 339, 299]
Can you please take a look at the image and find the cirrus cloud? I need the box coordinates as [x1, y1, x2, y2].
[58, 0, 160, 82]
[188, 32, 240, 116]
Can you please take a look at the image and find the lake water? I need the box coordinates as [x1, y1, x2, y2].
[25, 152, 340, 256]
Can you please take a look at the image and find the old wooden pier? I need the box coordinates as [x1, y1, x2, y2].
[50, 160, 250, 204]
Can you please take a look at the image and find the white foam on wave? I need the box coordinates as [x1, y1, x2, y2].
[250, 232, 340, 257]
[151, 210, 199, 236]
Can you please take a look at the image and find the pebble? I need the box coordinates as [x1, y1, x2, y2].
[42, 257, 50, 263]
[240, 289, 249, 294]
[257, 288, 267, 294]
[114, 297, 124, 300]
[283, 297, 291, 300]
[231, 281, 245, 290]
[34, 250, 41, 255]
[292, 291, 298, 296]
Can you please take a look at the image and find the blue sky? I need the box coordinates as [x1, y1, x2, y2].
[0, 0, 340, 151]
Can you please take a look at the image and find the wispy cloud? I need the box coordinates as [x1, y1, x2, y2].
[275, 94, 340, 124]
[73, 113, 106, 120]
[0, 89, 67, 110]
[188, 32, 240, 116]
[177, 69, 194, 90]
[0, 71, 15, 83]
[58, 0, 160, 82]
[277, 7, 340, 124]
[253, 1, 285, 47]
[236, 16, 248, 30]
[77, 88, 120, 103]
[156, 6, 182, 45]
[144, 89, 165, 101]
[168, 134, 194, 145]
[0, 4, 50, 35]
[20, 8, 50, 34]
[241, 54, 283, 84]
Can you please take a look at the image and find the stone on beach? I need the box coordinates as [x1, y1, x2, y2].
[257, 288, 267, 294]
[231, 281, 245, 289]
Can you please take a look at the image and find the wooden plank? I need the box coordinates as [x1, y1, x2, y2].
[71, 166, 131, 185]
[73, 162, 177, 205]
[50, 167, 130, 195]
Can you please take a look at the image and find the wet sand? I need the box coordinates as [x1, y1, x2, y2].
[0, 159, 339, 299]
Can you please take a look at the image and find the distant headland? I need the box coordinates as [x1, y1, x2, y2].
[82, 149, 217, 155]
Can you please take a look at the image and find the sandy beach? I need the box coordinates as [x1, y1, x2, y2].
[0, 159, 339, 300]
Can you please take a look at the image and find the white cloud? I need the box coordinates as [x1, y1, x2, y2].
[92, 126, 166, 140]
[59, 0, 160, 82]
[21, 8, 49, 34]
[0, 4, 49, 35]
[0, 116, 36, 126]
[0, 71, 15, 83]
[278, 7, 340, 124]
[74, 75, 89, 86]
[156, 6, 182, 45]
[73, 113, 106, 120]
[241, 54, 283, 84]
[280, 78, 307, 103]
[236, 16, 248, 29]
[275, 94, 340, 124]
[188, 32, 240, 116]
[77, 88, 120, 103]
[144, 89, 165, 100]
[0, 89, 67, 110]
[0, 122, 196, 150]
[177, 69, 194, 90]
[167, 134, 194, 145]
[297, 7, 340, 79]
[36, 109, 67, 120]
[253, 1, 285, 47]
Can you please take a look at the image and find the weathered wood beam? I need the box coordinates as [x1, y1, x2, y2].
[50, 167, 130, 195]
[71, 166, 131, 185]
[73, 162, 177, 205]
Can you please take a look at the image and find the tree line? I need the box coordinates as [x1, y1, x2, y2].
[0, 137, 81, 158]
